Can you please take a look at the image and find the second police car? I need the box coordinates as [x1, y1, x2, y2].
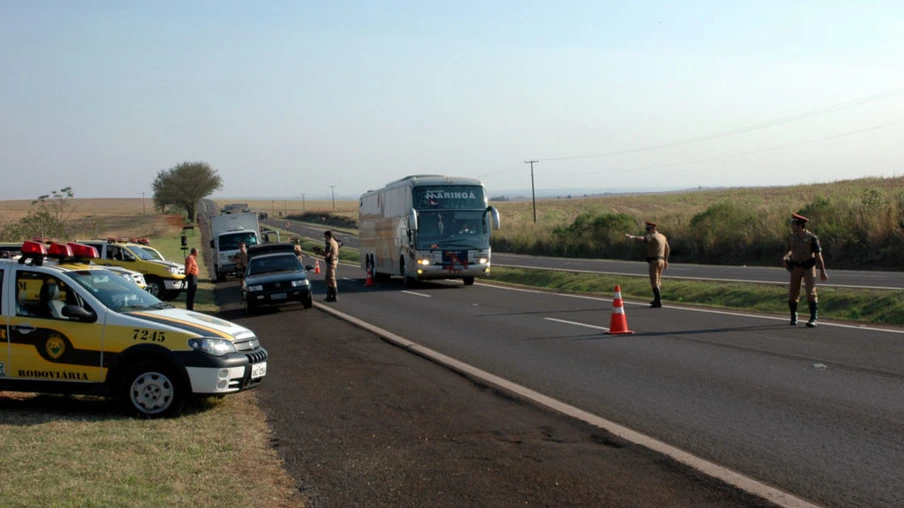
[0, 241, 267, 418]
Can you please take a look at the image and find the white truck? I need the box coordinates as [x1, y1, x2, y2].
[208, 212, 282, 281]
[209, 212, 261, 281]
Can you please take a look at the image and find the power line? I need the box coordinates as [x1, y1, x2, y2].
[558, 121, 904, 177]
[541, 86, 904, 162]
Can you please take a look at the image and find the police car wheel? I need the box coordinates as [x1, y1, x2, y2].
[121, 362, 185, 418]
[302, 293, 313, 309]
[463, 277, 475, 286]
[146, 278, 166, 299]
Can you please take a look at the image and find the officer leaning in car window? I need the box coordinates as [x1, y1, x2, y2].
[782, 213, 829, 327]
[231, 242, 249, 278]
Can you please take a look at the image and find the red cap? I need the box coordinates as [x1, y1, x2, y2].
[791, 213, 809, 224]
[645, 222, 656, 228]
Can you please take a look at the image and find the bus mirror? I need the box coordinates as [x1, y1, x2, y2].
[408, 208, 419, 231]
[485, 206, 501, 231]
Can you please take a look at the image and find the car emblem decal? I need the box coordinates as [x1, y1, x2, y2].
[45, 333, 66, 360]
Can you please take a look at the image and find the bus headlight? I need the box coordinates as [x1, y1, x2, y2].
[478, 258, 488, 265]
[418, 259, 431, 266]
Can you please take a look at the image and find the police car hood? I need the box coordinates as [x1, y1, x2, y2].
[125, 308, 256, 342]
[148, 259, 182, 270]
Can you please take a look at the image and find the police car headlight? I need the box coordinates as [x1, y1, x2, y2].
[188, 338, 236, 356]
[247, 284, 263, 292]
[478, 258, 488, 265]
[167, 266, 179, 274]
[290, 279, 309, 287]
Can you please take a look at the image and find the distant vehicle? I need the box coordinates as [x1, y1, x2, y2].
[0, 242, 22, 259]
[222, 203, 251, 214]
[102, 265, 148, 289]
[359, 175, 500, 286]
[242, 252, 313, 313]
[208, 212, 262, 281]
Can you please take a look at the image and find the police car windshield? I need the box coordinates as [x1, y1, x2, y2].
[141, 247, 164, 260]
[126, 245, 156, 261]
[67, 269, 163, 311]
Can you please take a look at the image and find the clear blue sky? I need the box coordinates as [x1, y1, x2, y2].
[2, 1, 903, 200]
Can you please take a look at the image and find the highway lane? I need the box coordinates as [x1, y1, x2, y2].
[267, 216, 904, 290]
[320, 268, 904, 508]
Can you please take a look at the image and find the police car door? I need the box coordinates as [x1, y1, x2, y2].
[7, 267, 104, 384]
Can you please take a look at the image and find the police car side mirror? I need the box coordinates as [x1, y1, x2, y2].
[62, 305, 97, 323]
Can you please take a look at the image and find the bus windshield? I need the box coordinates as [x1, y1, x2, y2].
[416, 210, 489, 250]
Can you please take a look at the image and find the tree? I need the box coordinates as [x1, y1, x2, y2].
[0, 187, 77, 240]
[153, 161, 224, 222]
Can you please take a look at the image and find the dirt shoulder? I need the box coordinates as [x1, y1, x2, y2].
[214, 289, 776, 508]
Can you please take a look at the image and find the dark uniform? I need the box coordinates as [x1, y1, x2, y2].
[782, 213, 829, 327]
[626, 221, 670, 308]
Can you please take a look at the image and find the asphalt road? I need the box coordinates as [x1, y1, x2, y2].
[266, 215, 904, 290]
[214, 280, 777, 507]
[277, 265, 904, 508]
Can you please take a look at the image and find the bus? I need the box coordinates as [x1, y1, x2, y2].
[359, 175, 501, 286]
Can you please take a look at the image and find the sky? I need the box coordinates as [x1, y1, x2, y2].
[2, 1, 904, 200]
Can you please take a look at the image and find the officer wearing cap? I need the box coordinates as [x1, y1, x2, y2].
[782, 213, 828, 327]
[626, 221, 670, 307]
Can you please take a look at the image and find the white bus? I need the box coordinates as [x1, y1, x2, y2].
[359, 175, 501, 286]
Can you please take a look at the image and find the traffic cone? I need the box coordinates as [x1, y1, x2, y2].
[314, 259, 321, 274]
[605, 285, 634, 335]
[364, 266, 374, 287]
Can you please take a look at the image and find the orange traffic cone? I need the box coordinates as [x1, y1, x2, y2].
[605, 285, 634, 335]
[364, 266, 374, 287]
[314, 259, 321, 274]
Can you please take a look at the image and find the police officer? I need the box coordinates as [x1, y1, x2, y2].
[626, 221, 670, 307]
[782, 213, 828, 327]
[231, 242, 248, 278]
[313, 230, 340, 302]
[184, 247, 199, 311]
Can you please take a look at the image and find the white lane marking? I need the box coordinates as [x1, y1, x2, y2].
[545, 317, 609, 332]
[495, 263, 900, 290]
[476, 282, 904, 334]
[314, 302, 820, 508]
[401, 290, 431, 298]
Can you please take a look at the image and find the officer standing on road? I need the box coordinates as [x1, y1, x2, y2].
[782, 213, 829, 327]
[313, 230, 341, 302]
[626, 221, 670, 308]
[184, 247, 200, 311]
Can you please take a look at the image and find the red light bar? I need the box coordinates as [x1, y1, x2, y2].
[20, 241, 48, 256]
[47, 243, 73, 258]
[67, 242, 99, 259]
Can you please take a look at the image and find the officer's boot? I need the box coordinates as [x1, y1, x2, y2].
[789, 301, 798, 326]
[324, 288, 334, 302]
[332, 286, 339, 302]
[806, 301, 818, 327]
[650, 287, 662, 308]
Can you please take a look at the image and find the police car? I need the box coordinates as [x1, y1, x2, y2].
[0, 241, 268, 418]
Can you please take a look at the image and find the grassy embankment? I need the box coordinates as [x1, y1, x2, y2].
[0, 213, 300, 508]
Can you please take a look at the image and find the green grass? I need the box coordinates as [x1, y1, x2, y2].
[490, 267, 904, 325]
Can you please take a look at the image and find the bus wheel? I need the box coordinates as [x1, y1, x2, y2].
[401, 258, 414, 287]
[463, 277, 475, 286]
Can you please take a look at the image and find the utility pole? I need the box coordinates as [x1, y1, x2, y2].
[284, 200, 287, 215]
[525, 160, 539, 224]
[329, 186, 336, 210]
[141, 192, 146, 214]
[301, 193, 306, 212]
